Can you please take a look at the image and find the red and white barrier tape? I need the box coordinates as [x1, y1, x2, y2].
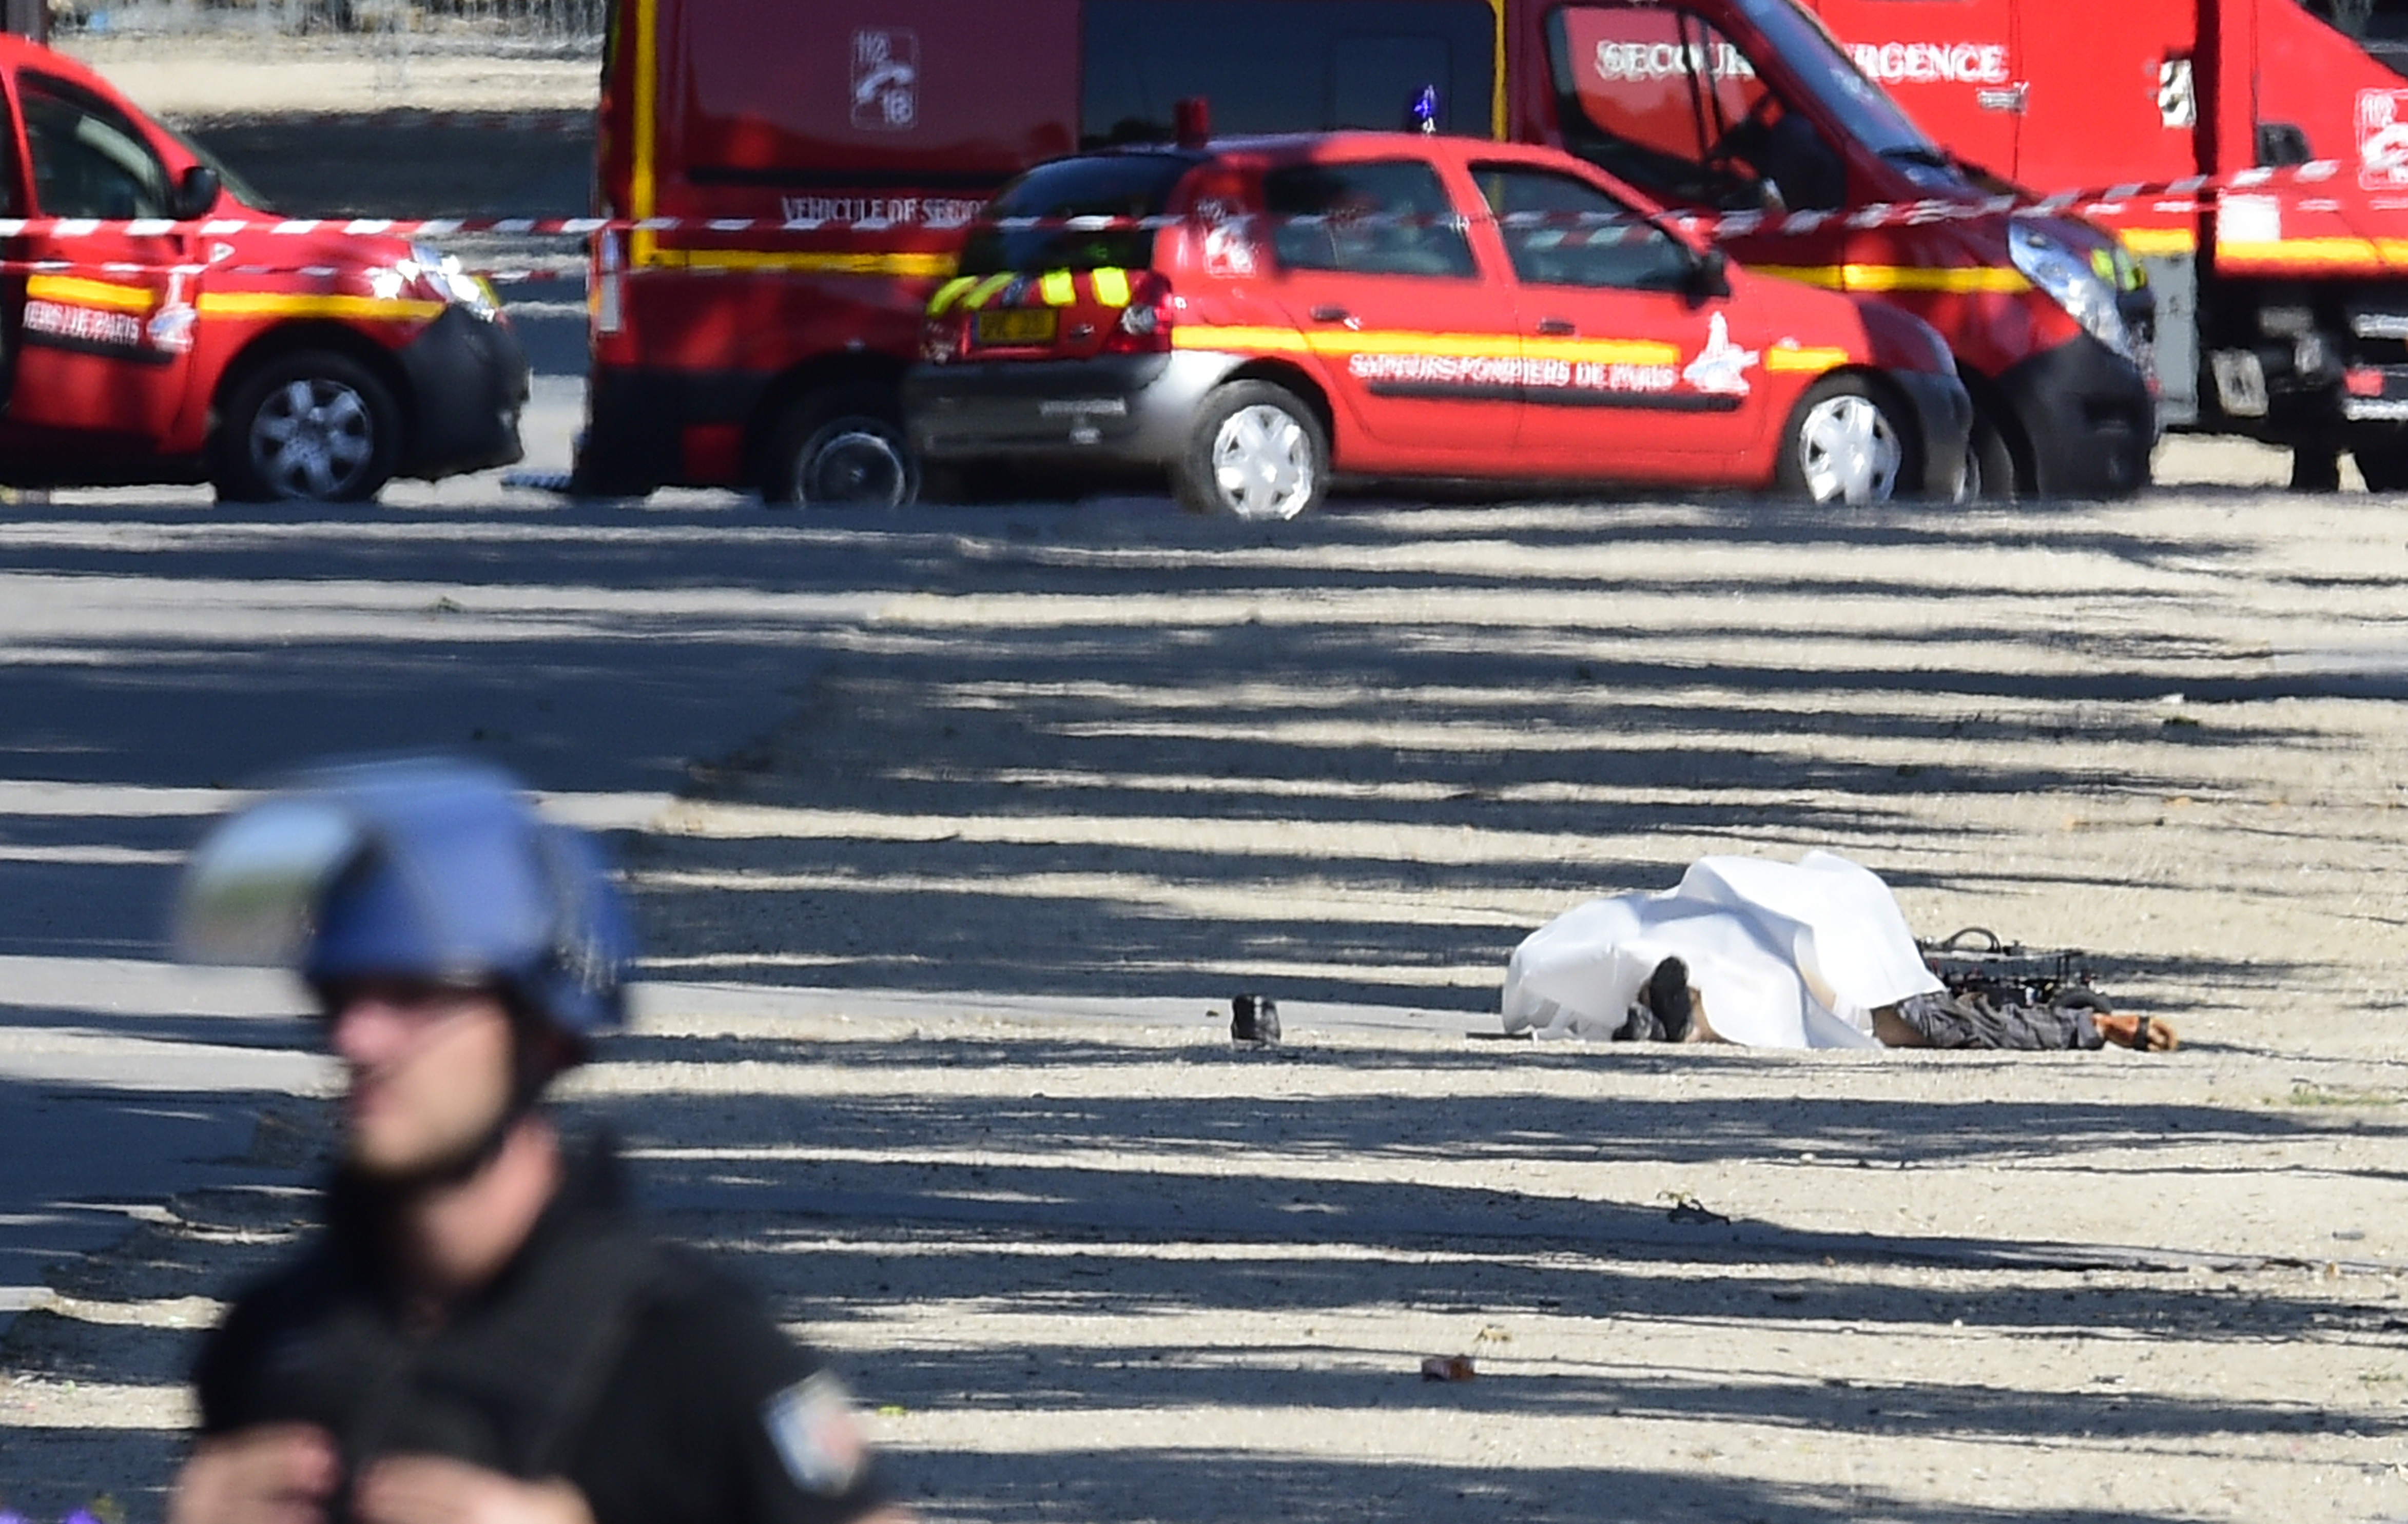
[0, 215, 617, 238]
[0, 256, 581, 283]
[172, 109, 591, 135]
[0, 154, 2388, 246]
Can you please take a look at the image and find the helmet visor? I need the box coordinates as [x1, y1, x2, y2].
[173, 796, 366, 967]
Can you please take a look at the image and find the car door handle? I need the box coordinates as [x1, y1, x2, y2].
[1535, 318, 1577, 336]
[1309, 305, 1355, 324]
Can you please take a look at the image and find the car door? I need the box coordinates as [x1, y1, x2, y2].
[1472, 160, 1776, 480]
[1, 69, 200, 440]
[1257, 154, 1522, 468]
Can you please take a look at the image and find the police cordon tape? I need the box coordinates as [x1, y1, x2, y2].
[0, 256, 583, 285]
[0, 154, 2385, 290]
[0, 152, 2386, 245]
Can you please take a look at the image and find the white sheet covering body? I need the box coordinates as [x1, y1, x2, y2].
[1501, 851, 1944, 1049]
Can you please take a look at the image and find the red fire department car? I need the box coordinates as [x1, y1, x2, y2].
[581, 0, 2145, 506]
[0, 36, 527, 500]
[905, 133, 1971, 516]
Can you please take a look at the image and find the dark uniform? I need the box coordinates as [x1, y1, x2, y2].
[192, 1137, 891, 1524]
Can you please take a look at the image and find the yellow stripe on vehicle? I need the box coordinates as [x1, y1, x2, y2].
[26, 274, 153, 312]
[1174, 325, 1315, 353]
[631, 0, 657, 268]
[1330, 330, 1523, 360]
[1521, 336, 1683, 366]
[1038, 269, 1076, 306]
[197, 293, 448, 321]
[960, 272, 1016, 309]
[657, 248, 957, 278]
[2118, 227, 2196, 257]
[1175, 326, 1680, 366]
[1090, 267, 1132, 307]
[927, 275, 979, 314]
[1488, 0, 1506, 136]
[1764, 345, 1850, 372]
[2213, 237, 2408, 271]
[1751, 263, 2032, 294]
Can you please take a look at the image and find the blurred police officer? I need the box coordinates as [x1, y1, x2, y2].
[165, 758, 914, 1524]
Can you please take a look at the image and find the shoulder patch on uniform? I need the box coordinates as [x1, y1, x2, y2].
[762, 1370, 867, 1497]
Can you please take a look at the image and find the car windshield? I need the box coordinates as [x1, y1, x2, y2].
[1729, 0, 1957, 171]
[957, 153, 1200, 275]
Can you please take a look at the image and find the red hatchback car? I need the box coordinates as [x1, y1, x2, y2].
[906, 132, 1970, 517]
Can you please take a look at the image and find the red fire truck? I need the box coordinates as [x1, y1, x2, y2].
[1799, 0, 2408, 489]
[580, 0, 2150, 503]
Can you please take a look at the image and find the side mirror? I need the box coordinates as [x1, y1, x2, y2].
[171, 164, 220, 222]
[1686, 245, 1731, 302]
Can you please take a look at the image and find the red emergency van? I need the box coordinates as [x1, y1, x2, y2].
[0, 36, 528, 500]
[1795, 0, 2408, 489]
[582, 0, 2147, 503]
[906, 132, 1971, 513]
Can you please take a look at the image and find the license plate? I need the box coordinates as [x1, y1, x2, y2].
[975, 308, 1057, 346]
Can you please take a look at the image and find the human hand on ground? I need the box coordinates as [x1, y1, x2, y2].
[354, 1457, 594, 1524]
[2096, 1012, 2179, 1052]
[168, 1423, 341, 1524]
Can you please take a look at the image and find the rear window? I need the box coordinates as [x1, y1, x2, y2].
[957, 153, 1200, 275]
[1082, 0, 1497, 145]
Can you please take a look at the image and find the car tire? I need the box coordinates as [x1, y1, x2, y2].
[1963, 403, 2018, 501]
[1777, 374, 1914, 505]
[762, 385, 918, 509]
[211, 350, 401, 504]
[1171, 381, 1328, 520]
[2353, 439, 2408, 492]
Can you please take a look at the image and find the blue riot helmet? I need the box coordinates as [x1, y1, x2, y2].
[176, 757, 636, 1054]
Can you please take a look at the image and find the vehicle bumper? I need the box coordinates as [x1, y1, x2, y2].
[1885, 368, 1974, 497]
[395, 306, 529, 479]
[1995, 334, 2155, 498]
[903, 351, 1238, 465]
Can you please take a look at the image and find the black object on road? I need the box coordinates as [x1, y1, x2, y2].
[1231, 994, 1279, 1044]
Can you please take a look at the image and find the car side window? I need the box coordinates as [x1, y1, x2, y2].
[21, 73, 172, 220]
[1472, 164, 1695, 292]
[1263, 160, 1477, 279]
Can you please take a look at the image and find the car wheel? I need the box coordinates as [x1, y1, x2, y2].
[212, 351, 400, 504]
[1963, 403, 2019, 501]
[2353, 439, 2408, 492]
[1172, 381, 1328, 520]
[1778, 374, 1911, 505]
[763, 385, 918, 508]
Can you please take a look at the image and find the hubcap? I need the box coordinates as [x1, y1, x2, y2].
[799, 423, 910, 507]
[1209, 404, 1315, 520]
[250, 377, 375, 499]
[1797, 394, 1902, 505]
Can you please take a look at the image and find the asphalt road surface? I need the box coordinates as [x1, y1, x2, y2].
[0, 484, 916, 1301]
[9, 424, 2407, 1522]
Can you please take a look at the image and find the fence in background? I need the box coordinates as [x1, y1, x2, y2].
[52, 0, 601, 56]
